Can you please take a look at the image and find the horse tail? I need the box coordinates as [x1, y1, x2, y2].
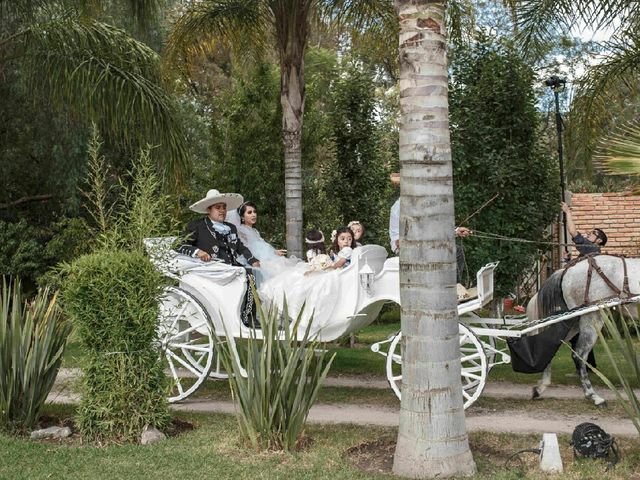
[536, 271, 568, 319]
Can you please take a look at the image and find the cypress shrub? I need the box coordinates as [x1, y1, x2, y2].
[61, 250, 169, 442]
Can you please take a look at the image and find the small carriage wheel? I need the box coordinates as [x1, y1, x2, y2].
[385, 323, 488, 410]
[157, 286, 215, 403]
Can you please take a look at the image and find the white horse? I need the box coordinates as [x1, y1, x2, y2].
[526, 255, 640, 406]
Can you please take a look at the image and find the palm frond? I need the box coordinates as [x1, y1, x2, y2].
[568, 28, 640, 178]
[595, 121, 640, 175]
[447, 0, 476, 46]
[164, 0, 270, 70]
[512, 0, 579, 59]
[22, 16, 189, 188]
[326, 0, 396, 32]
[590, 0, 640, 36]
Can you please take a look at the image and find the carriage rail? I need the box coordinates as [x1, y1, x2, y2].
[467, 294, 640, 338]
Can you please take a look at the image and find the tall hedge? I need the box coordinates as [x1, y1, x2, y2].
[61, 250, 169, 442]
[450, 37, 560, 296]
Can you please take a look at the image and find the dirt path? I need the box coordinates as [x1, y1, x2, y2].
[50, 369, 640, 437]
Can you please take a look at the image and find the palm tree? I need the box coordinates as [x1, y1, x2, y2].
[0, 0, 188, 186]
[165, 0, 395, 257]
[392, 0, 476, 477]
[512, 1, 640, 180]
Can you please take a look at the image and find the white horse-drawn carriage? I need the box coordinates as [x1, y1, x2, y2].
[149, 239, 640, 408]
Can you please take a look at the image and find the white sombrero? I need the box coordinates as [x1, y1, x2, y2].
[189, 189, 244, 214]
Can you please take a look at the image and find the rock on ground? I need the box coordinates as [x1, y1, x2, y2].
[140, 425, 166, 445]
[30, 426, 72, 440]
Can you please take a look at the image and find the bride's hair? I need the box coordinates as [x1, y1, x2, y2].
[237, 201, 257, 224]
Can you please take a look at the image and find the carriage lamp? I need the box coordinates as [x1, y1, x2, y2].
[359, 262, 375, 294]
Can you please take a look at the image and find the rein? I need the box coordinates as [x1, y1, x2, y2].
[560, 253, 632, 306]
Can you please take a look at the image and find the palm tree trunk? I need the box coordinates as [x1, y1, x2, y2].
[281, 57, 304, 258]
[393, 1, 476, 478]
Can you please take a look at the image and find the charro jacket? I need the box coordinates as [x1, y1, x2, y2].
[178, 218, 257, 266]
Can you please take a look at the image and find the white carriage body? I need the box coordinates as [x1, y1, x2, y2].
[146, 237, 501, 403]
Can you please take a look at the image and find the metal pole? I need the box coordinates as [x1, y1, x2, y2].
[545, 76, 568, 260]
[553, 87, 569, 257]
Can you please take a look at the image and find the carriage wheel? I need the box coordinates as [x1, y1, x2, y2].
[385, 323, 488, 409]
[461, 312, 496, 369]
[158, 287, 215, 402]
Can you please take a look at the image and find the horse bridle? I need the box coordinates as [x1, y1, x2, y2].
[560, 253, 631, 306]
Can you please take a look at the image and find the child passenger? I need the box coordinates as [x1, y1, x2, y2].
[347, 220, 364, 247]
[329, 226, 356, 268]
[305, 229, 326, 262]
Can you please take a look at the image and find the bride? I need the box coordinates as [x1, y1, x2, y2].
[226, 201, 300, 283]
[228, 200, 343, 330]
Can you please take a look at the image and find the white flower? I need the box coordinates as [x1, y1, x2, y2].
[308, 254, 332, 271]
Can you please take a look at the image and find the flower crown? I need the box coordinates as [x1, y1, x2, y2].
[347, 220, 361, 229]
[305, 231, 325, 244]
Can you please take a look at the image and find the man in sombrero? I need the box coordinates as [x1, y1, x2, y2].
[178, 189, 260, 326]
[178, 189, 260, 268]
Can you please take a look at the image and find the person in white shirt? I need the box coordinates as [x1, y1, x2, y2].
[388, 172, 471, 280]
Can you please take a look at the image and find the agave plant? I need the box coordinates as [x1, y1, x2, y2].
[590, 308, 640, 435]
[215, 294, 335, 451]
[0, 279, 71, 432]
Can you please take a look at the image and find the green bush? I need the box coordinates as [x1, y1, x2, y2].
[0, 279, 71, 432]
[215, 296, 335, 451]
[61, 250, 169, 442]
[450, 36, 560, 294]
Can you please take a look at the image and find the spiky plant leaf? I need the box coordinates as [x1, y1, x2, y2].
[595, 121, 640, 176]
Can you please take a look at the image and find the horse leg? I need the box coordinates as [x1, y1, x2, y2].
[574, 320, 606, 407]
[532, 364, 552, 399]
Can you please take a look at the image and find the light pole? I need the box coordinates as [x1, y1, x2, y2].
[545, 75, 568, 260]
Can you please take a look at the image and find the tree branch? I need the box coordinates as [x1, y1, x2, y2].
[0, 194, 54, 209]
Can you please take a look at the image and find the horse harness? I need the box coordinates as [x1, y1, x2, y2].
[560, 253, 631, 307]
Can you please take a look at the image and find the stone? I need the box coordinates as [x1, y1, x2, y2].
[539, 433, 563, 474]
[140, 425, 166, 445]
[30, 426, 72, 440]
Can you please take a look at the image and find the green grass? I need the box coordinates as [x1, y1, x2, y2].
[1, 404, 639, 480]
[63, 317, 640, 389]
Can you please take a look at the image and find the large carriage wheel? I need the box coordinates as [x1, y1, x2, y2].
[157, 287, 216, 402]
[386, 323, 488, 409]
[460, 312, 496, 369]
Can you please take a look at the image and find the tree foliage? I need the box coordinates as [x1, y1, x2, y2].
[450, 37, 560, 295]
[320, 61, 390, 246]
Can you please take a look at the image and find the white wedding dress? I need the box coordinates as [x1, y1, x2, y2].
[226, 210, 300, 283]
[226, 210, 343, 332]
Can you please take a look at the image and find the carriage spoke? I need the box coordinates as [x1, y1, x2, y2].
[169, 343, 211, 352]
[461, 371, 482, 381]
[392, 374, 402, 382]
[168, 322, 206, 341]
[462, 389, 471, 400]
[165, 353, 184, 395]
[168, 302, 189, 331]
[166, 349, 202, 377]
[461, 352, 482, 362]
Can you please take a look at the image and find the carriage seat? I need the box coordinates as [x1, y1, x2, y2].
[458, 261, 499, 315]
[335, 245, 389, 280]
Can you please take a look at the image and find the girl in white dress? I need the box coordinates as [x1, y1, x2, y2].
[329, 226, 355, 268]
[347, 220, 364, 247]
[226, 202, 299, 283]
